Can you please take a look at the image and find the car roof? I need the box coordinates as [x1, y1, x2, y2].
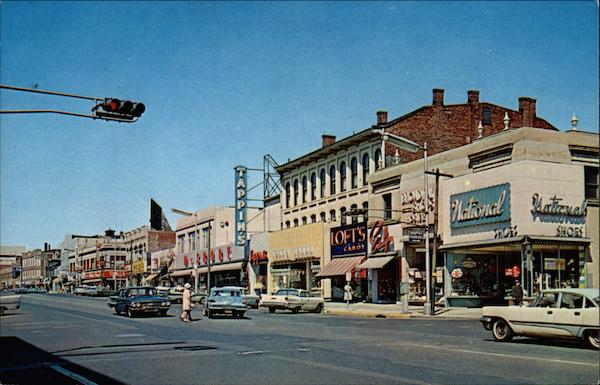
[543, 288, 599, 297]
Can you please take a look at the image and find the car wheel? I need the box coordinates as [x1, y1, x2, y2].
[127, 308, 134, 318]
[585, 330, 599, 349]
[314, 304, 323, 313]
[0, 307, 5, 316]
[492, 319, 513, 342]
[159, 310, 167, 317]
[268, 307, 276, 313]
[207, 309, 212, 318]
[291, 307, 300, 314]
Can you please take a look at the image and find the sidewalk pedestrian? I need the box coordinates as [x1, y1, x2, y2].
[180, 283, 193, 322]
[511, 281, 523, 306]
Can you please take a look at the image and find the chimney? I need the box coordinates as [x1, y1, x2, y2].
[432, 88, 444, 106]
[467, 90, 480, 105]
[376, 111, 388, 125]
[105, 229, 116, 238]
[322, 134, 336, 147]
[519, 97, 537, 127]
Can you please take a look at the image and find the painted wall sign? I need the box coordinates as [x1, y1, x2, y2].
[234, 166, 248, 246]
[450, 184, 510, 229]
[494, 225, 518, 239]
[556, 225, 584, 238]
[531, 193, 587, 220]
[330, 223, 367, 257]
[369, 220, 394, 254]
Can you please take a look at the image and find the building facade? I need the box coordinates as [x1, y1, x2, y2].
[369, 126, 599, 306]
[123, 225, 175, 286]
[0, 245, 26, 289]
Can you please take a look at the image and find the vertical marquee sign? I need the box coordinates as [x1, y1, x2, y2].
[234, 166, 248, 246]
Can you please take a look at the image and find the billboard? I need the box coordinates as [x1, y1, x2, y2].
[330, 223, 367, 257]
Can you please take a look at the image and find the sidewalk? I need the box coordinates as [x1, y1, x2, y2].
[323, 301, 482, 320]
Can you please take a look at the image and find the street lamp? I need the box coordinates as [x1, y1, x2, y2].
[372, 129, 433, 315]
[171, 208, 200, 294]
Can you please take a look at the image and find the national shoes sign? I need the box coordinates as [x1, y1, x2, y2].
[450, 183, 511, 229]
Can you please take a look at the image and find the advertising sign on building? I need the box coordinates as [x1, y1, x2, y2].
[330, 223, 367, 257]
[450, 183, 511, 229]
[234, 166, 248, 247]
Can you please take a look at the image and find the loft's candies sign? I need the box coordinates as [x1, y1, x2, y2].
[330, 223, 367, 257]
[234, 166, 248, 246]
[450, 183, 511, 229]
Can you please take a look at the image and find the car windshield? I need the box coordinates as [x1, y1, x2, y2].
[128, 288, 156, 296]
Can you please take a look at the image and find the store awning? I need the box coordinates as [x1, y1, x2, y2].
[143, 273, 159, 282]
[527, 236, 591, 245]
[210, 261, 244, 272]
[438, 236, 525, 251]
[315, 256, 364, 278]
[170, 269, 193, 277]
[359, 256, 395, 270]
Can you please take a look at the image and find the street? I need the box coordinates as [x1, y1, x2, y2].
[1, 294, 598, 385]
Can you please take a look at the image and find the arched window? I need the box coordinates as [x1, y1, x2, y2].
[310, 172, 316, 201]
[285, 220, 290, 229]
[310, 214, 317, 223]
[302, 176, 307, 203]
[329, 209, 337, 222]
[362, 153, 369, 186]
[293, 218, 299, 227]
[329, 165, 336, 195]
[320, 212, 326, 222]
[362, 201, 369, 223]
[350, 204, 358, 224]
[374, 149, 382, 170]
[350, 157, 358, 189]
[285, 182, 291, 208]
[320, 168, 326, 198]
[340, 161, 347, 192]
[293, 179, 299, 206]
[302, 216, 307, 226]
[340, 207, 347, 225]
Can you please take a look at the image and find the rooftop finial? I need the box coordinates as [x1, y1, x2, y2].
[571, 113, 578, 130]
[503, 112, 510, 130]
[477, 121, 483, 139]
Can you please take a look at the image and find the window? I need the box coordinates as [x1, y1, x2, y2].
[340, 207, 347, 225]
[585, 166, 599, 200]
[177, 235, 185, 253]
[203, 227, 210, 248]
[340, 161, 347, 192]
[310, 172, 317, 201]
[350, 204, 358, 224]
[302, 216, 307, 225]
[293, 179, 299, 206]
[302, 176, 307, 203]
[350, 157, 358, 189]
[285, 182, 291, 208]
[560, 293, 583, 309]
[293, 218, 299, 227]
[482, 107, 492, 125]
[330, 209, 337, 222]
[362, 153, 370, 186]
[362, 201, 369, 222]
[383, 193, 392, 220]
[374, 149, 382, 170]
[320, 168, 326, 198]
[190, 232, 196, 251]
[330, 165, 336, 195]
[320, 212, 326, 222]
[285, 221, 291, 229]
[310, 214, 317, 223]
[536, 292, 558, 308]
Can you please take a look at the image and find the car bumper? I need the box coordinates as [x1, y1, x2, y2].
[480, 316, 493, 330]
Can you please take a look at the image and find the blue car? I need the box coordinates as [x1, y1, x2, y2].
[108, 287, 170, 318]
[203, 287, 248, 318]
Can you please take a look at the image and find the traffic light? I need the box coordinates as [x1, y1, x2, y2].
[94, 98, 146, 121]
[11, 267, 20, 279]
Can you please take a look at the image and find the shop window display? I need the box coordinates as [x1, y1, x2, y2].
[448, 253, 500, 297]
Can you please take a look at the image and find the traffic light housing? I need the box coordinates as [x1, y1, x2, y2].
[95, 98, 146, 121]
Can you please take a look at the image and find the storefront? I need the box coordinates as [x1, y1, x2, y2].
[81, 270, 127, 290]
[249, 232, 270, 295]
[440, 162, 593, 307]
[268, 223, 324, 295]
[316, 223, 367, 301]
[171, 243, 246, 291]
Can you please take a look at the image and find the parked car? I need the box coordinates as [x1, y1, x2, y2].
[75, 285, 100, 296]
[108, 287, 170, 318]
[259, 288, 324, 314]
[0, 292, 21, 316]
[165, 286, 206, 304]
[480, 288, 599, 349]
[226, 286, 260, 308]
[203, 287, 248, 318]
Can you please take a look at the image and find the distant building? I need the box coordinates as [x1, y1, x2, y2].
[0, 245, 26, 289]
[123, 225, 175, 286]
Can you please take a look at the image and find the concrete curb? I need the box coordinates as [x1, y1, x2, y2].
[323, 308, 481, 320]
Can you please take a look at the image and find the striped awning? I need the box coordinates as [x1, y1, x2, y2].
[315, 256, 364, 278]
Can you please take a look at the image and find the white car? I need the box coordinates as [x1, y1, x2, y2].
[0, 293, 22, 316]
[260, 288, 324, 314]
[480, 288, 599, 349]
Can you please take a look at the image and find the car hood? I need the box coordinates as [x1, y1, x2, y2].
[210, 296, 243, 305]
[130, 295, 165, 303]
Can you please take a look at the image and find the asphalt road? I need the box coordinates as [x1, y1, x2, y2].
[1, 294, 598, 385]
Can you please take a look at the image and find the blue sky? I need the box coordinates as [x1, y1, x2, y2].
[1, 1, 598, 249]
